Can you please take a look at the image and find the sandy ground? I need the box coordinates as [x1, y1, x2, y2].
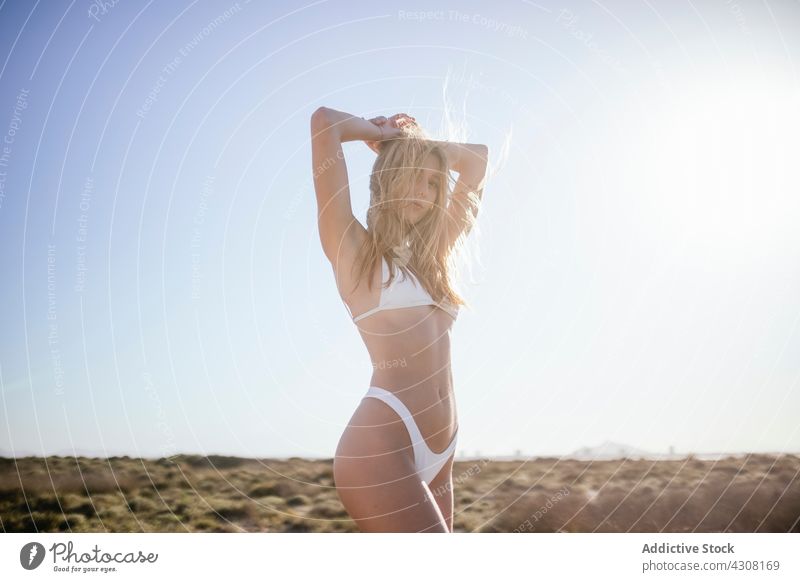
[1, 454, 798, 532]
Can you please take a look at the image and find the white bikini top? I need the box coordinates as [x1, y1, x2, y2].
[348, 256, 459, 323]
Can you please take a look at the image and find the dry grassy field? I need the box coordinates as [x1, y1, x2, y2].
[1, 454, 797, 532]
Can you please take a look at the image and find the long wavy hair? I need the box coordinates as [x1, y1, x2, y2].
[350, 123, 479, 308]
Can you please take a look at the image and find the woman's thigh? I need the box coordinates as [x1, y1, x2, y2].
[333, 398, 448, 533]
[425, 454, 456, 532]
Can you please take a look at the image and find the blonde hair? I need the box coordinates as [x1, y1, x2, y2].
[351, 123, 479, 309]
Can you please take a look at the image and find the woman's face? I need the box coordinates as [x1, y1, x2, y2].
[400, 152, 444, 225]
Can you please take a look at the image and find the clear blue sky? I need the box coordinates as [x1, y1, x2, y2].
[1, 0, 798, 459]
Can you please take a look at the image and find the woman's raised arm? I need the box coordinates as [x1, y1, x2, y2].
[309, 107, 393, 264]
[434, 140, 489, 249]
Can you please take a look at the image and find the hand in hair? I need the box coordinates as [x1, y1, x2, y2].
[364, 113, 417, 153]
[387, 113, 417, 129]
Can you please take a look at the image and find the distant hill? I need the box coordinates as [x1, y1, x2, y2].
[0, 447, 152, 459]
[1, 445, 795, 461]
[569, 440, 659, 460]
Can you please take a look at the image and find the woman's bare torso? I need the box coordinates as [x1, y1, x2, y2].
[336, 256, 458, 453]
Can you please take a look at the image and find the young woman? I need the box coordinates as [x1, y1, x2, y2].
[310, 106, 488, 532]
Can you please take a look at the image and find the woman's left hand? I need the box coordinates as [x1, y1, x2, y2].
[364, 113, 417, 154]
[387, 113, 417, 129]
[364, 116, 388, 154]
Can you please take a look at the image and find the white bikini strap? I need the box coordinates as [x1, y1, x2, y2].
[365, 387, 425, 447]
